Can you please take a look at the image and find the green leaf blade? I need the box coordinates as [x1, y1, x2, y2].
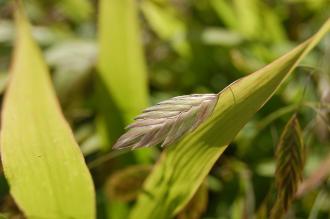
[96, 0, 150, 152]
[0, 7, 95, 218]
[129, 19, 330, 219]
[98, 0, 149, 122]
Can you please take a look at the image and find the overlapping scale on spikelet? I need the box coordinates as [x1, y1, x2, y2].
[113, 94, 219, 150]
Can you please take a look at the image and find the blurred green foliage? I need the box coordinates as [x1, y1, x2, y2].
[0, 0, 329, 218]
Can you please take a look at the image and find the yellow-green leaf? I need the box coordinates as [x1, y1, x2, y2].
[129, 19, 330, 219]
[0, 6, 95, 218]
[98, 0, 149, 122]
[96, 0, 149, 151]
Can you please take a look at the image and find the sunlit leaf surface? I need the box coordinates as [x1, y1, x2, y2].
[96, 0, 150, 151]
[0, 6, 95, 218]
[129, 19, 330, 219]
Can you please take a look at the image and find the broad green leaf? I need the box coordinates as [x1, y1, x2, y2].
[129, 19, 330, 219]
[96, 0, 149, 152]
[0, 6, 95, 218]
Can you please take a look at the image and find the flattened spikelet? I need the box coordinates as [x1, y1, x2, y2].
[270, 114, 305, 218]
[113, 94, 219, 150]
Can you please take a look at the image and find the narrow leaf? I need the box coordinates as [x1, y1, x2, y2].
[129, 19, 330, 219]
[98, 0, 149, 121]
[96, 0, 149, 149]
[0, 5, 95, 218]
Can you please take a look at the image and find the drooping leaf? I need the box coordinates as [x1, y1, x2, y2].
[0, 5, 95, 218]
[129, 19, 330, 219]
[270, 114, 305, 219]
